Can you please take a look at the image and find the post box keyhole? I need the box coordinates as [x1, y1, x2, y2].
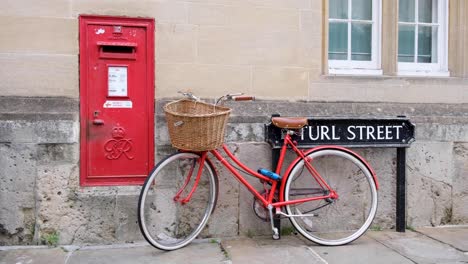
[93, 111, 104, 125]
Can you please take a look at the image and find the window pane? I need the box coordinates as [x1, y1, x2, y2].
[419, 0, 438, 23]
[418, 26, 438, 63]
[352, 0, 372, 20]
[330, 0, 348, 19]
[351, 23, 372, 61]
[399, 0, 415, 22]
[329, 22, 348, 60]
[398, 25, 415, 62]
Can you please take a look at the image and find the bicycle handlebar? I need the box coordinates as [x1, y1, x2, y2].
[178, 91, 255, 105]
[233, 96, 255, 101]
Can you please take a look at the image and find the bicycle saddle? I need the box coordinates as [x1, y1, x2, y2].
[271, 117, 308, 129]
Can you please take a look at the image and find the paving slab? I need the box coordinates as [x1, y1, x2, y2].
[1, 228, 467, 264]
[308, 233, 414, 264]
[0, 247, 68, 264]
[222, 236, 327, 264]
[416, 226, 468, 252]
[67, 241, 227, 264]
[369, 230, 468, 264]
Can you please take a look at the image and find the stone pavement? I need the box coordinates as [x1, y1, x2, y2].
[1, 226, 467, 264]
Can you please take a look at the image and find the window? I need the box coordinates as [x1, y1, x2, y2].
[328, 0, 382, 75]
[398, 0, 449, 76]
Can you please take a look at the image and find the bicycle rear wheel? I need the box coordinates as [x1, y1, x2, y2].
[284, 148, 377, 246]
[138, 152, 218, 251]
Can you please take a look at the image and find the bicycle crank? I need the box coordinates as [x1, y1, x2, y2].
[253, 190, 277, 222]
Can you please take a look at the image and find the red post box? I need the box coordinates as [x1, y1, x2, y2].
[79, 16, 155, 186]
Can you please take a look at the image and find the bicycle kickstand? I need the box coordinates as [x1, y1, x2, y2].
[267, 205, 280, 240]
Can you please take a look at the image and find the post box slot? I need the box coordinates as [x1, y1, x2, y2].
[98, 42, 137, 60]
[102, 46, 134, 54]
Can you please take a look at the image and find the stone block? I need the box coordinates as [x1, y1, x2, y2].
[0, 119, 78, 144]
[353, 148, 397, 229]
[229, 6, 300, 31]
[252, 67, 308, 99]
[407, 143, 453, 226]
[188, 4, 300, 30]
[0, 97, 78, 114]
[0, 54, 78, 98]
[188, 4, 229, 26]
[197, 27, 308, 66]
[406, 141, 454, 227]
[157, 24, 197, 63]
[183, 0, 310, 9]
[35, 163, 80, 244]
[416, 123, 468, 142]
[207, 143, 240, 236]
[0, 17, 77, 54]
[0, 121, 33, 144]
[407, 142, 453, 185]
[300, 10, 323, 44]
[225, 123, 265, 142]
[114, 195, 144, 242]
[0, 143, 37, 245]
[155, 118, 171, 147]
[308, 67, 323, 82]
[452, 143, 468, 224]
[34, 120, 78, 144]
[1, 0, 71, 17]
[249, 0, 310, 9]
[36, 143, 78, 166]
[236, 143, 274, 236]
[72, 0, 187, 24]
[67, 193, 118, 244]
[156, 63, 251, 98]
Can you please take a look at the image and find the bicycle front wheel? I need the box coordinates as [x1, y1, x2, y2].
[284, 148, 378, 246]
[138, 152, 218, 251]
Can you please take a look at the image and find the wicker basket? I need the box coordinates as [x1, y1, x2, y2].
[164, 99, 232, 151]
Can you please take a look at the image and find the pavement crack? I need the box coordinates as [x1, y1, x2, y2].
[305, 246, 328, 264]
[63, 246, 80, 264]
[368, 235, 417, 264]
[218, 239, 231, 263]
[413, 229, 467, 253]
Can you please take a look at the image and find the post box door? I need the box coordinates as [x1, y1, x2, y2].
[79, 16, 154, 186]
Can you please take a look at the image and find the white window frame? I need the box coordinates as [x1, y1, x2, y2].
[328, 0, 382, 75]
[397, 0, 449, 76]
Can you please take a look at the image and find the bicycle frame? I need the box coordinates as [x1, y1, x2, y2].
[177, 132, 346, 210]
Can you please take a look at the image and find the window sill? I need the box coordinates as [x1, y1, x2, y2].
[328, 68, 383, 76]
[397, 71, 450, 77]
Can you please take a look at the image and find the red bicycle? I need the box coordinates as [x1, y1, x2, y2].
[138, 93, 378, 251]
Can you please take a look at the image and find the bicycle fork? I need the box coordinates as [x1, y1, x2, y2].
[173, 152, 208, 204]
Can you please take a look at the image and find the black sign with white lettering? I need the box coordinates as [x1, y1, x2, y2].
[265, 117, 415, 148]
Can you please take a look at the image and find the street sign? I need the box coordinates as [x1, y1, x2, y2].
[265, 116, 415, 148]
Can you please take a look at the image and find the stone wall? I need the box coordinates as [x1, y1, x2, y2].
[0, 0, 467, 246]
[1, 96, 466, 245]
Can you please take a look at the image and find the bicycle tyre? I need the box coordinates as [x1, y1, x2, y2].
[283, 148, 378, 246]
[138, 152, 218, 251]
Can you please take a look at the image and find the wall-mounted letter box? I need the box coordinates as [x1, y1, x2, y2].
[79, 16, 155, 186]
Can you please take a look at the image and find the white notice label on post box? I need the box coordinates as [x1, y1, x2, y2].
[108, 66, 128, 97]
[103, 100, 133, 108]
